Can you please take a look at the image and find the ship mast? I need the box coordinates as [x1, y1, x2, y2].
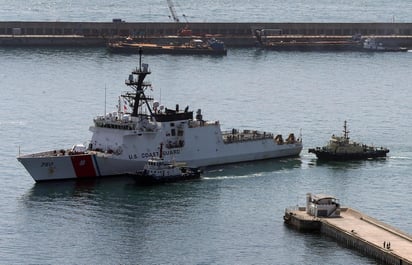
[343, 120, 350, 141]
[125, 48, 154, 118]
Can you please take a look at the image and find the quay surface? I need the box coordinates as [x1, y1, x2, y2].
[284, 207, 412, 265]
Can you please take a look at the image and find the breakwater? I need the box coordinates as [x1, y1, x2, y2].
[1, 21, 412, 47]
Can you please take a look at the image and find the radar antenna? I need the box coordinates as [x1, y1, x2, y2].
[343, 120, 350, 141]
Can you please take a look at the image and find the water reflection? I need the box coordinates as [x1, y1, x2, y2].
[0, 46, 103, 57]
[25, 176, 128, 200]
[307, 157, 389, 170]
[204, 157, 302, 178]
[16, 175, 221, 264]
[22, 174, 217, 218]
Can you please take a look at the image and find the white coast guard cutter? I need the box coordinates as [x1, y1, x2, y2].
[17, 50, 302, 182]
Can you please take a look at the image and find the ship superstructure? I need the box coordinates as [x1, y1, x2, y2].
[18, 50, 302, 182]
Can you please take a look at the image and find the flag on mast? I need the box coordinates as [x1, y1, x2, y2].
[118, 96, 130, 113]
[123, 98, 129, 113]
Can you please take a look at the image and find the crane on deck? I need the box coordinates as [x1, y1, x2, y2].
[166, 0, 193, 36]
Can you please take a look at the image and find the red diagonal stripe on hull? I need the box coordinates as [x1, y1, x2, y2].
[70, 155, 96, 178]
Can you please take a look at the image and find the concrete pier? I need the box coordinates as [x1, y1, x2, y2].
[284, 207, 412, 265]
[1, 21, 411, 37]
[1, 21, 412, 47]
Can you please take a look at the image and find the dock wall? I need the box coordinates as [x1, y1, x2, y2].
[1, 21, 412, 47]
[1, 21, 412, 37]
[321, 220, 411, 265]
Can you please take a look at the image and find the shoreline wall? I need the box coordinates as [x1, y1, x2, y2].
[1, 21, 411, 37]
[1, 22, 412, 47]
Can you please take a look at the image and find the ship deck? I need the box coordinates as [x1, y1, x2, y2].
[222, 129, 274, 143]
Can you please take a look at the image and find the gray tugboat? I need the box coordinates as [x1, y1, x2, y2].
[308, 121, 389, 161]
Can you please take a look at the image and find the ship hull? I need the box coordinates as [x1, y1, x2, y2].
[259, 42, 361, 51]
[108, 45, 227, 55]
[308, 149, 389, 161]
[18, 142, 302, 182]
[107, 41, 227, 55]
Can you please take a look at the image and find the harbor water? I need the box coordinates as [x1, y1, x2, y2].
[1, 1, 412, 264]
[0, 0, 412, 23]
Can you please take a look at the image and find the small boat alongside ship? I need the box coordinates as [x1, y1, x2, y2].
[362, 37, 408, 52]
[308, 121, 389, 161]
[17, 50, 302, 182]
[107, 37, 227, 55]
[133, 144, 201, 185]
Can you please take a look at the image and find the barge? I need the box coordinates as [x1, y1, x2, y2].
[107, 37, 227, 55]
